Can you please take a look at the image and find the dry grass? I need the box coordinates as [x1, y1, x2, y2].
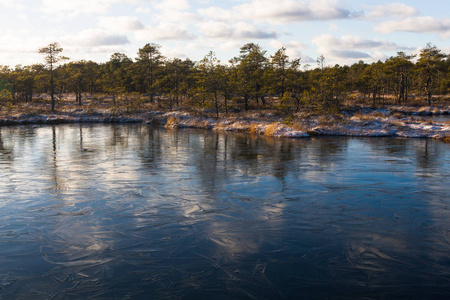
[165, 116, 180, 128]
[249, 122, 259, 134]
[372, 111, 387, 118]
[214, 121, 227, 130]
[318, 115, 335, 126]
[291, 121, 308, 132]
[392, 112, 405, 119]
[353, 113, 377, 121]
[264, 123, 278, 136]
[442, 135, 450, 143]
[389, 119, 406, 127]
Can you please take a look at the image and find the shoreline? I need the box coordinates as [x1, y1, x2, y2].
[0, 106, 449, 142]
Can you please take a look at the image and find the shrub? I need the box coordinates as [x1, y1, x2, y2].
[0, 89, 12, 101]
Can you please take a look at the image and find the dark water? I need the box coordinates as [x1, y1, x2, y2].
[1, 124, 450, 299]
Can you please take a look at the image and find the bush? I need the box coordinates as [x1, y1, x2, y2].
[0, 89, 12, 101]
[277, 92, 296, 115]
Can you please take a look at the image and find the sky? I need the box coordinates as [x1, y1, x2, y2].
[0, 0, 449, 68]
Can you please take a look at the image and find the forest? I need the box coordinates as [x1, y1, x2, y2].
[0, 42, 449, 117]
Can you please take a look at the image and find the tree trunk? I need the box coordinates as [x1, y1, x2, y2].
[426, 75, 432, 105]
[372, 88, 376, 107]
[224, 93, 228, 115]
[260, 95, 266, 105]
[398, 73, 405, 105]
[50, 66, 55, 112]
[78, 87, 82, 106]
[214, 90, 219, 118]
[405, 76, 408, 103]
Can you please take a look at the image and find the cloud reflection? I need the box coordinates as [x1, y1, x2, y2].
[0, 125, 449, 298]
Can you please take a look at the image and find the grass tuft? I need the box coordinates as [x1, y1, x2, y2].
[249, 122, 259, 134]
[165, 116, 180, 128]
[264, 123, 278, 136]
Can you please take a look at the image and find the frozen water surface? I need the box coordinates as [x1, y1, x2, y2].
[0, 124, 450, 299]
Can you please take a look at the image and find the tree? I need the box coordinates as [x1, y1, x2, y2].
[13, 65, 35, 102]
[38, 42, 68, 112]
[416, 43, 447, 105]
[98, 53, 133, 105]
[267, 47, 301, 112]
[66, 61, 86, 106]
[83, 61, 100, 96]
[316, 54, 326, 105]
[136, 43, 163, 103]
[347, 60, 369, 103]
[235, 43, 267, 110]
[364, 61, 386, 106]
[157, 58, 196, 108]
[385, 51, 415, 104]
[268, 47, 301, 97]
[195, 51, 224, 117]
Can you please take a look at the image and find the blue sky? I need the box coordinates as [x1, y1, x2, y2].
[0, 0, 449, 67]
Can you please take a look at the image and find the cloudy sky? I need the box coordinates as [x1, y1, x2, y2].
[0, 0, 449, 67]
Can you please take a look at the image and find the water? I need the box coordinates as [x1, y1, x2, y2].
[1, 124, 450, 299]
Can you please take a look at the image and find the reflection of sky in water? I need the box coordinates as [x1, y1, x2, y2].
[0, 124, 450, 298]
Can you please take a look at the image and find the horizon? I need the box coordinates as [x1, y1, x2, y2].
[0, 0, 449, 67]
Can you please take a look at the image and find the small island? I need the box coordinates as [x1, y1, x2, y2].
[0, 42, 449, 141]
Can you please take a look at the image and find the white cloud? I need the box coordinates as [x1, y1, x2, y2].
[0, 35, 33, 54]
[0, 33, 63, 66]
[160, 46, 188, 59]
[41, 0, 138, 15]
[368, 2, 418, 19]
[0, 0, 25, 10]
[136, 23, 195, 41]
[152, 0, 197, 22]
[155, 0, 189, 11]
[135, 5, 151, 14]
[63, 29, 130, 47]
[197, 21, 278, 40]
[375, 16, 450, 39]
[269, 40, 308, 59]
[312, 34, 413, 62]
[197, 7, 234, 22]
[99, 16, 145, 32]
[313, 34, 410, 51]
[269, 40, 308, 51]
[329, 49, 371, 59]
[199, 0, 362, 24]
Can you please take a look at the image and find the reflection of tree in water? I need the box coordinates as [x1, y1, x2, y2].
[136, 126, 175, 170]
[3, 125, 450, 299]
[313, 137, 349, 166]
[190, 132, 228, 196]
[0, 128, 13, 159]
[365, 138, 413, 164]
[0, 127, 37, 162]
[413, 139, 441, 172]
[109, 125, 130, 148]
[364, 138, 444, 175]
[265, 136, 297, 180]
[51, 125, 65, 193]
[191, 132, 306, 194]
[230, 134, 302, 177]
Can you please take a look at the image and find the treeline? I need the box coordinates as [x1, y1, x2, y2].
[0, 42, 449, 115]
